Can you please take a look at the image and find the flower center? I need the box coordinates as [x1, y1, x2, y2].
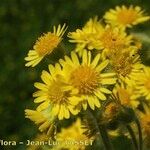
[117, 9, 137, 25]
[34, 33, 60, 56]
[70, 65, 99, 94]
[48, 81, 70, 104]
[112, 52, 133, 77]
[99, 28, 124, 50]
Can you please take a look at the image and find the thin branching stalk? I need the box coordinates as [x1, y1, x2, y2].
[88, 110, 113, 150]
[99, 125, 113, 150]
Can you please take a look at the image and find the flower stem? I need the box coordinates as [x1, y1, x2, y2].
[99, 125, 113, 150]
[126, 125, 138, 150]
[87, 110, 113, 150]
[135, 117, 143, 150]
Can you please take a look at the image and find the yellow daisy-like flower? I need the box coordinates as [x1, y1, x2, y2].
[69, 9, 148, 55]
[25, 108, 55, 135]
[68, 17, 104, 55]
[25, 24, 67, 67]
[104, 5, 150, 28]
[52, 118, 93, 150]
[68, 18, 131, 57]
[97, 25, 132, 58]
[60, 51, 116, 110]
[113, 81, 139, 108]
[110, 46, 142, 80]
[134, 66, 150, 100]
[33, 63, 80, 120]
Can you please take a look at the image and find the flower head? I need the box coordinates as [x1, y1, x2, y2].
[97, 25, 132, 58]
[60, 51, 116, 110]
[68, 17, 104, 55]
[104, 5, 150, 28]
[110, 46, 142, 80]
[25, 108, 56, 135]
[33, 63, 80, 120]
[25, 24, 67, 67]
[113, 81, 139, 108]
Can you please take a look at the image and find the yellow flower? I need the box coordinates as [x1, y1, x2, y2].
[25, 108, 55, 135]
[52, 118, 93, 150]
[60, 51, 116, 110]
[110, 46, 142, 80]
[68, 18, 131, 57]
[25, 24, 67, 67]
[113, 81, 139, 108]
[68, 17, 104, 55]
[104, 5, 150, 28]
[97, 25, 132, 58]
[33, 63, 80, 120]
[134, 66, 150, 100]
[68, 17, 132, 56]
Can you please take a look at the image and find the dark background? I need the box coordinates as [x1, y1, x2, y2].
[0, 0, 149, 149]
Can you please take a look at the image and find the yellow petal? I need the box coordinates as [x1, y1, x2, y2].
[94, 91, 106, 100]
[96, 60, 109, 72]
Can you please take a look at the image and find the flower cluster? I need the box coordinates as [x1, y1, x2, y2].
[24, 5, 150, 150]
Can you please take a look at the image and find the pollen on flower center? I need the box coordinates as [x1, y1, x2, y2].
[115, 63, 132, 77]
[99, 28, 123, 49]
[70, 65, 99, 94]
[112, 53, 133, 77]
[117, 9, 137, 25]
[34, 33, 60, 56]
[48, 81, 69, 104]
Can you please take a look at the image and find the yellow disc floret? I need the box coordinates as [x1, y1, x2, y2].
[70, 65, 99, 94]
[34, 33, 60, 56]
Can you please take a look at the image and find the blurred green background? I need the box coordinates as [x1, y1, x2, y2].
[0, 0, 149, 149]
